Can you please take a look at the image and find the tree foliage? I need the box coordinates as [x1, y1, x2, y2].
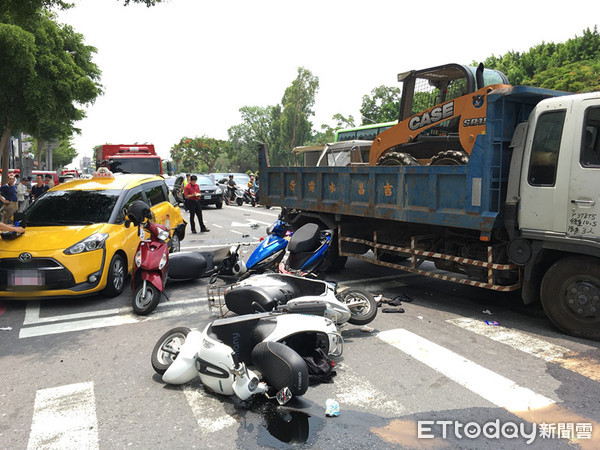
[0, 10, 101, 182]
[170, 136, 231, 173]
[481, 26, 600, 92]
[309, 113, 355, 145]
[273, 67, 319, 165]
[359, 85, 401, 125]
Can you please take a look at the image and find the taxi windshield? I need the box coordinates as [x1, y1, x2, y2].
[25, 190, 121, 226]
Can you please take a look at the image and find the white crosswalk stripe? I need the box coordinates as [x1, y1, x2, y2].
[27, 382, 99, 450]
[19, 320, 600, 448]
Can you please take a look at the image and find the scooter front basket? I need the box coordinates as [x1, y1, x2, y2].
[207, 282, 236, 318]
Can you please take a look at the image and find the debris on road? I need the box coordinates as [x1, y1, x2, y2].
[482, 309, 492, 315]
[485, 320, 500, 326]
[325, 399, 340, 417]
[382, 308, 405, 313]
[360, 325, 374, 332]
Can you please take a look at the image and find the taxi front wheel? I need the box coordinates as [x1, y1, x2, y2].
[103, 254, 125, 298]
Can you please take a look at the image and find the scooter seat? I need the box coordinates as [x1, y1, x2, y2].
[225, 286, 279, 315]
[168, 252, 207, 280]
[288, 223, 320, 253]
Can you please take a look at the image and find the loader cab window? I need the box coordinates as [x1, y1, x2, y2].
[581, 107, 600, 167]
[528, 110, 566, 186]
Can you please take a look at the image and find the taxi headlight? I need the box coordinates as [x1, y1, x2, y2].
[215, 188, 222, 195]
[64, 233, 109, 255]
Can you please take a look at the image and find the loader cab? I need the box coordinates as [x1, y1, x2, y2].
[397, 63, 509, 123]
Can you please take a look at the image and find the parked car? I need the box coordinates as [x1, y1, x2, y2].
[172, 173, 223, 208]
[0, 170, 187, 299]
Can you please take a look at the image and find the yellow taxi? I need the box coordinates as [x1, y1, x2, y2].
[0, 170, 186, 299]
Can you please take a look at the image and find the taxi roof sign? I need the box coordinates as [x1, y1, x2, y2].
[92, 167, 115, 178]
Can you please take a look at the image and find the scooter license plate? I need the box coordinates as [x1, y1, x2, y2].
[10, 270, 44, 287]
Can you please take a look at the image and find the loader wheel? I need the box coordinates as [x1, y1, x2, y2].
[429, 150, 469, 166]
[376, 151, 420, 166]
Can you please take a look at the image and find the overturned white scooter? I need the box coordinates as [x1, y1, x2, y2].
[152, 309, 343, 404]
[223, 273, 378, 326]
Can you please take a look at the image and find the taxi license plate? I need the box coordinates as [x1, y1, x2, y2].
[202, 194, 212, 199]
[10, 270, 44, 287]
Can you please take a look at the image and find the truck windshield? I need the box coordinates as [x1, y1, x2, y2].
[25, 190, 121, 225]
[109, 158, 161, 175]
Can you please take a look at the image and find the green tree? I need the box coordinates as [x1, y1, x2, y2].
[0, 11, 101, 182]
[52, 137, 78, 168]
[360, 85, 401, 125]
[480, 26, 600, 91]
[170, 136, 231, 173]
[310, 113, 355, 145]
[227, 105, 278, 172]
[274, 67, 319, 165]
[1, 0, 163, 24]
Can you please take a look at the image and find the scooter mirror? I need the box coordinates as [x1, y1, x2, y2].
[276, 387, 292, 405]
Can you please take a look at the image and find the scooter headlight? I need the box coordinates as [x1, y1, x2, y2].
[135, 249, 142, 267]
[157, 228, 170, 242]
[158, 253, 168, 270]
[64, 233, 109, 255]
[329, 332, 344, 357]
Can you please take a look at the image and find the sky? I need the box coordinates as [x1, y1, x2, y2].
[56, 0, 600, 166]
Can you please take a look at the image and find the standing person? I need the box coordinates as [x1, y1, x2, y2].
[183, 175, 210, 233]
[31, 174, 49, 202]
[0, 173, 19, 224]
[44, 174, 55, 189]
[183, 173, 191, 188]
[15, 174, 27, 212]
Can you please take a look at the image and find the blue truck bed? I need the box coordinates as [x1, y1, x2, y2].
[259, 86, 565, 238]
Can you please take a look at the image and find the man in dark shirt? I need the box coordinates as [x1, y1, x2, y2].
[183, 175, 210, 233]
[1, 173, 19, 223]
[31, 174, 49, 202]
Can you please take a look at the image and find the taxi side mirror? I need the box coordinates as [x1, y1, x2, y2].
[124, 220, 131, 228]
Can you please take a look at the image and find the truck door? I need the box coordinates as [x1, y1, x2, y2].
[519, 104, 570, 233]
[566, 103, 600, 239]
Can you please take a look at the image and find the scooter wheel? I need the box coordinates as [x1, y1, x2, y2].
[236, 198, 243, 206]
[337, 287, 378, 325]
[133, 283, 161, 315]
[151, 326, 191, 375]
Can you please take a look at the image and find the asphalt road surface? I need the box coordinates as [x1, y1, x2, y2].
[1, 203, 599, 449]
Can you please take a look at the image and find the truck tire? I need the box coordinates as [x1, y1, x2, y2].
[540, 256, 600, 341]
[376, 151, 420, 166]
[429, 150, 469, 165]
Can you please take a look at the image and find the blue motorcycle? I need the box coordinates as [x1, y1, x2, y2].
[241, 219, 346, 279]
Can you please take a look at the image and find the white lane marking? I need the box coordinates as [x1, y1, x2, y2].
[27, 382, 98, 450]
[211, 223, 223, 228]
[447, 317, 570, 361]
[377, 329, 555, 413]
[334, 363, 406, 417]
[23, 301, 41, 325]
[183, 384, 237, 433]
[19, 297, 209, 338]
[229, 230, 243, 235]
[448, 317, 600, 383]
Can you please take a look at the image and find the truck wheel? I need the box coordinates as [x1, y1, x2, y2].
[429, 150, 469, 165]
[540, 256, 600, 341]
[376, 151, 420, 166]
